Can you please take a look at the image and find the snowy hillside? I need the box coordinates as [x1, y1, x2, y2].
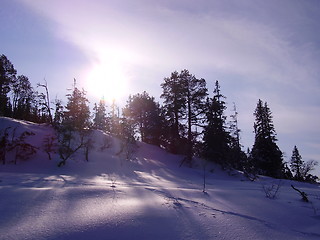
[0, 117, 320, 240]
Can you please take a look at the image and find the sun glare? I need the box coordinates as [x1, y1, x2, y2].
[86, 60, 128, 103]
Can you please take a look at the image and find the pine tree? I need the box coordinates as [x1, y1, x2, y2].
[251, 99, 284, 178]
[160, 69, 207, 159]
[180, 69, 208, 164]
[160, 71, 187, 153]
[202, 80, 230, 166]
[290, 145, 303, 180]
[123, 91, 163, 146]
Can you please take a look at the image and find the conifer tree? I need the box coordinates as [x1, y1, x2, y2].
[160, 69, 207, 159]
[63, 79, 90, 130]
[202, 80, 230, 166]
[180, 69, 208, 163]
[11, 75, 35, 121]
[53, 99, 64, 127]
[290, 145, 303, 180]
[251, 99, 284, 178]
[0, 54, 16, 116]
[229, 103, 240, 149]
[228, 102, 246, 169]
[289, 145, 318, 182]
[108, 99, 120, 135]
[93, 98, 108, 131]
[123, 91, 163, 146]
[160, 71, 186, 153]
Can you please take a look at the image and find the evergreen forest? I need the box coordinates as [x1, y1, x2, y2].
[0, 54, 318, 182]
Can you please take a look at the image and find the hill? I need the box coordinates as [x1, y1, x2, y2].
[0, 117, 319, 240]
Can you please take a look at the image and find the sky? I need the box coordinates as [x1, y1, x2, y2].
[1, 0, 320, 175]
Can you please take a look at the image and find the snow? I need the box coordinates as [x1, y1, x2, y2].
[1, 117, 320, 240]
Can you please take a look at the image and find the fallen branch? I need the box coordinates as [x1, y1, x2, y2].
[291, 185, 309, 202]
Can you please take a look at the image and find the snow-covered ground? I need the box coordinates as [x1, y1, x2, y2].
[0, 117, 320, 240]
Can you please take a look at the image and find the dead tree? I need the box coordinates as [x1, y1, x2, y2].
[291, 185, 309, 202]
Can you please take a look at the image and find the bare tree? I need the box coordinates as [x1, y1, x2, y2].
[37, 79, 53, 124]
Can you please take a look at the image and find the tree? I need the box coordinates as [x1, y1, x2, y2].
[63, 79, 91, 131]
[108, 99, 121, 135]
[290, 145, 318, 182]
[160, 71, 186, 153]
[160, 70, 208, 160]
[229, 103, 240, 149]
[180, 69, 208, 164]
[301, 160, 318, 183]
[11, 75, 35, 121]
[290, 145, 303, 180]
[53, 98, 64, 127]
[57, 80, 92, 167]
[228, 102, 247, 170]
[93, 98, 108, 131]
[37, 79, 53, 124]
[251, 99, 284, 178]
[0, 54, 16, 116]
[123, 91, 163, 146]
[202, 80, 230, 166]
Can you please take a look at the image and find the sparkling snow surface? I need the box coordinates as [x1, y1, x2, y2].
[0, 117, 319, 240]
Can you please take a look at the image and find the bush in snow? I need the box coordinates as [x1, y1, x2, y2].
[100, 135, 112, 151]
[57, 127, 93, 167]
[0, 126, 37, 164]
[0, 127, 10, 164]
[42, 134, 57, 160]
[262, 180, 282, 199]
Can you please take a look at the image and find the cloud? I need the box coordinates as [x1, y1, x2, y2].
[22, 1, 319, 90]
[20, 0, 320, 171]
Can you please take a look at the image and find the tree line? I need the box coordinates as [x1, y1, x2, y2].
[0, 54, 318, 182]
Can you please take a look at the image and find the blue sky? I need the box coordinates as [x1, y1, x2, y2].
[1, 0, 320, 175]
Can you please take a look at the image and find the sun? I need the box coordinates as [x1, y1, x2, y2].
[86, 60, 128, 103]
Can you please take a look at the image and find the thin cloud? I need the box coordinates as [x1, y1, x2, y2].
[20, 0, 320, 173]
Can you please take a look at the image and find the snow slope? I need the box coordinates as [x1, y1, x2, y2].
[0, 117, 320, 240]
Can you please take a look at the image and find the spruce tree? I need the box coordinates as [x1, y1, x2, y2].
[202, 80, 230, 166]
[11, 75, 35, 121]
[229, 102, 246, 170]
[289, 146, 318, 182]
[0, 54, 17, 116]
[63, 80, 90, 131]
[290, 145, 303, 180]
[108, 99, 120, 135]
[53, 99, 64, 127]
[251, 99, 284, 178]
[93, 98, 108, 131]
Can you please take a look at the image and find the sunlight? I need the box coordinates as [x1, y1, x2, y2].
[86, 59, 128, 103]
